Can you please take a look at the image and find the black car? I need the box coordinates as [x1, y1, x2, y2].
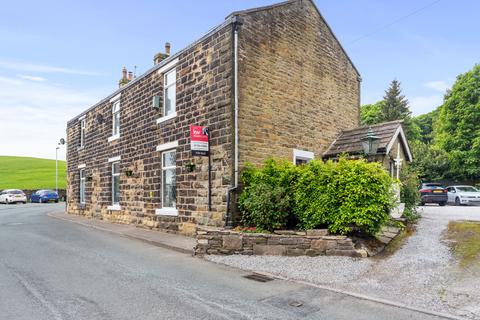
[419, 183, 448, 206]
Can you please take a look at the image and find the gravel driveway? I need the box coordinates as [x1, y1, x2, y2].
[207, 205, 480, 319]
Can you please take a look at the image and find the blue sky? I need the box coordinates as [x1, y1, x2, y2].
[0, 0, 478, 160]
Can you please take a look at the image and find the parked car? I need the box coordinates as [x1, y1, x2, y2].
[446, 185, 480, 206]
[419, 183, 448, 206]
[0, 189, 27, 204]
[31, 190, 59, 203]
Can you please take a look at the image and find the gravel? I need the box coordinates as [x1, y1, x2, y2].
[206, 205, 480, 319]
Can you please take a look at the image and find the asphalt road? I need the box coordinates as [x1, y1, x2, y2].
[0, 203, 448, 320]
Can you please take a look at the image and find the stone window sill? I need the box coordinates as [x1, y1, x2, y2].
[156, 112, 177, 124]
[155, 208, 178, 216]
[108, 134, 120, 143]
[107, 204, 121, 211]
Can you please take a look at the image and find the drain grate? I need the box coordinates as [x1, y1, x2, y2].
[243, 273, 274, 282]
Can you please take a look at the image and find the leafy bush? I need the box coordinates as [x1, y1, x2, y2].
[239, 159, 298, 231]
[295, 158, 395, 235]
[400, 166, 421, 223]
[239, 157, 396, 236]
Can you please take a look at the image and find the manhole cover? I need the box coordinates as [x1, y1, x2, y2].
[243, 273, 274, 282]
[288, 300, 303, 307]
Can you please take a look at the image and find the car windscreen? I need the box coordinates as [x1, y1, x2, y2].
[456, 187, 479, 192]
[8, 190, 24, 195]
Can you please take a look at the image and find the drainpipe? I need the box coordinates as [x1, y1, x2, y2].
[225, 15, 243, 228]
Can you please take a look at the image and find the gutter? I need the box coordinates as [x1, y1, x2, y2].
[225, 15, 243, 227]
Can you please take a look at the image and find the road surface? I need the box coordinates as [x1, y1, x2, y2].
[0, 203, 448, 320]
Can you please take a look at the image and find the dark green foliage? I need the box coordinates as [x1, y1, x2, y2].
[239, 159, 298, 231]
[295, 159, 395, 235]
[360, 101, 383, 125]
[410, 140, 450, 181]
[239, 158, 396, 236]
[434, 64, 480, 182]
[380, 79, 412, 122]
[400, 166, 421, 223]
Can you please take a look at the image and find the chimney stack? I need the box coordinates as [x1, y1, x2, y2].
[128, 71, 133, 81]
[153, 42, 171, 65]
[119, 66, 129, 88]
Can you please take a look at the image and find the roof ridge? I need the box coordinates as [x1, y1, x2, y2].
[225, 0, 296, 19]
[342, 120, 404, 132]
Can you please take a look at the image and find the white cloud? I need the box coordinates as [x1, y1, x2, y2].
[424, 80, 450, 93]
[410, 95, 444, 116]
[0, 75, 101, 160]
[20, 75, 46, 82]
[0, 60, 100, 76]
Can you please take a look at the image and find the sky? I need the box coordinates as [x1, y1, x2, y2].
[0, 0, 478, 160]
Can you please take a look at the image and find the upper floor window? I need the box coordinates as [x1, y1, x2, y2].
[80, 118, 86, 147]
[164, 68, 176, 117]
[112, 100, 120, 137]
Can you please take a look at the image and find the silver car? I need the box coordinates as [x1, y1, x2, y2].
[446, 185, 480, 206]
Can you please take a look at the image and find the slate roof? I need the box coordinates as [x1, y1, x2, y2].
[323, 120, 412, 161]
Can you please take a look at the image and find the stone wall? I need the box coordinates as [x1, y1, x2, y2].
[195, 227, 368, 257]
[66, 23, 234, 235]
[236, 0, 361, 167]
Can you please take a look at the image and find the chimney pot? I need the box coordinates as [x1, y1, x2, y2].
[165, 42, 171, 56]
[128, 71, 133, 81]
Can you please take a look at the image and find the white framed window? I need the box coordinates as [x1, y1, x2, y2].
[79, 168, 86, 204]
[112, 161, 120, 205]
[293, 149, 314, 165]
[80, 118, 86, 147]
[112, 100, 120, 137]
[163, 68, 176, 117]
[157, 149, 176, 215]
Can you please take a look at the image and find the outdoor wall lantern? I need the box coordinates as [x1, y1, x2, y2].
[125, 170, 133, 177]
[361, 127, 380, 156]
[86, 176, 93, 182]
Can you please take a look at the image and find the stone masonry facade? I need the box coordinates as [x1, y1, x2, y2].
[236, 0, 360, 167]
[66, 0, 361, 235]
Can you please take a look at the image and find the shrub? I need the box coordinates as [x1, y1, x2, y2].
[239, 159, 298, 231]
[400, 166, 421, 223]
[295, 158, 395, 235]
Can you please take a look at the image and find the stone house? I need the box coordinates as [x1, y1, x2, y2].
[323, 120, 413, 178]
[66, 0, 361, 235]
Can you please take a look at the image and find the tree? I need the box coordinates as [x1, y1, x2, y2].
[360, 101, 383, 125]
[412, 109, 438, 144]
[380, 79, 412, 122]
[434, 64, 480, 182]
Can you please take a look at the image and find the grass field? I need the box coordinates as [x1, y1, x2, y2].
[0, 156, 66, 190]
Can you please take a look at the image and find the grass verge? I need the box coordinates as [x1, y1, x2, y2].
[445, 220, 480, 268]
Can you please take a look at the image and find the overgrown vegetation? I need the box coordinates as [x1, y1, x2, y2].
[400, 166, 421, 222]
[239, 158, 396, 236]
[445, 221, 480, 268]
[360, 64, 480, 184]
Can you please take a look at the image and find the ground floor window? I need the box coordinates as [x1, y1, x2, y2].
[162, 150, 176, 208]
[80, 169, 85, 204]
[112, 161, 120, 205]
[293, 149, 314, 165]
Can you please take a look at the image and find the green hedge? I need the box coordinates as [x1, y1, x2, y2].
[239, 158, 396, 236]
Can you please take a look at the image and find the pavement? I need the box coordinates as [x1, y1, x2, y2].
[48, 210, 196, 254]
[0, 202, 451, 320]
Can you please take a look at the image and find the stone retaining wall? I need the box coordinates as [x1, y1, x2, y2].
[195, 228, 369, 257]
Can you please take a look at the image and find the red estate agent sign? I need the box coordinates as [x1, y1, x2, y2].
[190, 125, 209, 156]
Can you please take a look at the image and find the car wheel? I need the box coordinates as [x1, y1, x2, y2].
[420, 202, 425, 206]
[439, 202, 446, 206]
[55, 200, 59, 203]
[455, 197, 461, 206]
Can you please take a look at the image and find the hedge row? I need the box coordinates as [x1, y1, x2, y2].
[239, 158, 396, 236]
